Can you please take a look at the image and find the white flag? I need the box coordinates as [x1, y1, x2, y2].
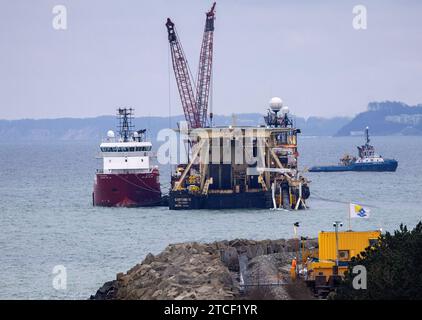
[349, 203, 370, 219]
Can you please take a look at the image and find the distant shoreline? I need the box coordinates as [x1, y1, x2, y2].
[0, 113, 351, 141]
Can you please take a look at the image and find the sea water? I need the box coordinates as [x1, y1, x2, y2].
[0, 136, 421, 299]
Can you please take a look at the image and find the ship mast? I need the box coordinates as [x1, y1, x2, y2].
[365, 126, 370, 145]
[117, 108, 134, 142]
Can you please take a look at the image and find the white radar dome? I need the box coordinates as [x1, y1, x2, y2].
[269, 97, 283, 112]
[107, 130, 115, 138]
[133, 131, 139, 137]
[281, 106, 290, 115]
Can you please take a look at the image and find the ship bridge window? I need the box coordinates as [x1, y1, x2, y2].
[275, 132, 297, 145]
[101, 146, 152, 152]
[252, 138, 257, 157]
[135, 146, 152, 152]
[276, 133, 288, 144]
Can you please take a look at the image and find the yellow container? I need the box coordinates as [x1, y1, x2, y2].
[307, 230, 381, 280]
[318, 230, 380, 262]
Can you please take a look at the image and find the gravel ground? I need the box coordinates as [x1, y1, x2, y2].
[243, 252, 295, 300]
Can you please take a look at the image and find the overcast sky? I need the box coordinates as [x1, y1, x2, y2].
[1, 0, 421, 120]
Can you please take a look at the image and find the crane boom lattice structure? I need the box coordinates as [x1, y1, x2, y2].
[196, 2, 216, 127]
[166, 2, 216, 129]
[166, 18, 200, 129]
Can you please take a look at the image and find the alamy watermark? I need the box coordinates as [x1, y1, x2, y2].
[352, 265, 367, 290]
[352, 5, 367, 30]
[52, 5, 67, 30]
[51, 5, 367, 32]
[52, 265, 67, 290]
[154, 122, 282, 166]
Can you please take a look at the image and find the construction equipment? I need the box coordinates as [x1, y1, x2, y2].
[303, 230, 381, 298]
[166, 2, 216, 129]
[168, 100, 311, 210]
[165, 5, 311, 211]
[196, 2, 216, 127]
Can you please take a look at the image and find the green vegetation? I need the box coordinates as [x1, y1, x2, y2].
[333, 222, 422, 300]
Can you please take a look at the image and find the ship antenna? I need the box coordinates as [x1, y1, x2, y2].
[365, 126, 370, 145]
[117, 108, 134, 142]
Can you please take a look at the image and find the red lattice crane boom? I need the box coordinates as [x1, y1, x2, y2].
[166, 2, 216, 129]
[196, 2, 216, 127]
[166, 18, 200, 128]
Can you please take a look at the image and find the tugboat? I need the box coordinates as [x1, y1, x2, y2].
[309, 127, 398, 172]
[93, 108, 161, 207]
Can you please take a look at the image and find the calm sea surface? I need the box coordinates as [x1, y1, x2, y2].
[0, 136, 421, 299]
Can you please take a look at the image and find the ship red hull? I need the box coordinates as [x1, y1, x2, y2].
[93, 169, 161, 207]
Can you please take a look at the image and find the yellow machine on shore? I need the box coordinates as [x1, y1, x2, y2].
[304, 230, 381, 297]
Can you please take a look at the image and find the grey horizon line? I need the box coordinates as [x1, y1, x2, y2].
[0, 112, 353, 122]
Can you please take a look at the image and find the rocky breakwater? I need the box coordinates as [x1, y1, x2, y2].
[90, 238, 316, 300]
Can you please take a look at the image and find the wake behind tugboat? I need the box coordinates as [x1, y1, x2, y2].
[309, 127, 398, 172]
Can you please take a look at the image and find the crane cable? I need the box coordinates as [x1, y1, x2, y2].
[116, 174, 161, 194]
[175, 28, 197, 90]
[310, 190, 378, 209]
[168, 42, 173, 174]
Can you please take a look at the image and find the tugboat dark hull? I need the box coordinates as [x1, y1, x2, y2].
[169, 190, 274, 210]
[309, 159, 398, 172]
[93, 169, 161, 207]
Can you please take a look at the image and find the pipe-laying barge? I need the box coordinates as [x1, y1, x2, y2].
[168, 98, 311, 210]
[166, 3, 310, 210]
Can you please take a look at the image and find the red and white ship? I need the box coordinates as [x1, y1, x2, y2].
[93, 108, 161, 207]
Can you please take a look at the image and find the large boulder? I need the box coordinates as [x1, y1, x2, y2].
[91, 238, 316, 300]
